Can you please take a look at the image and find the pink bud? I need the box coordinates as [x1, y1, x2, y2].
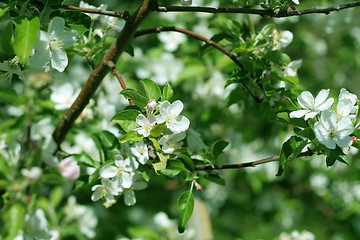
[195, 181, 203, 191]
[59, 156, 80, 180]
[351, 136, 357, 143]
[147, 99, 157, 111]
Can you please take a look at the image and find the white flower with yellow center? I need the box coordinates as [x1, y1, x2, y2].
[158, 132, 186, 153]
[157, 100, 190, 133]
[29, 17, 77, 72]
[314, 110, 354, 149]
[135, 114, 157, 137]
[100, 155, 138, 188]
[91, 178, 119, 204]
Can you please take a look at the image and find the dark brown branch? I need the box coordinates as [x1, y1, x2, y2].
[61, 4, 130, 20]
[195, 156, 279, 171]
[107, 61, 135, 106]
[134, 26, 261, 102]
[53, 0, 156, 146]
[155, 1, 360, 17]
[135, 26, 243, 69]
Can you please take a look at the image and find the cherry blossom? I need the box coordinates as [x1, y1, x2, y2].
[91, 178, 120, 204]
[158, 132, 186, 153]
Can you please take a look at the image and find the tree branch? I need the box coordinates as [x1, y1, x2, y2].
[61, 4, 131, 20]
[52, 0, 156, 146]
[107, 61, 135, 106]
[194, 156, 279, 171]
[155, 1, 360, 17]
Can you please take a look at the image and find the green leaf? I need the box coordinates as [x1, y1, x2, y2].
[100, 130, 119, 149]
[127, 226, 160, 240]
[179, 153, 194, 170]
[282, 76, 299, 85]
[50, 186, 63, 207]
[60, 10, 91, 28]
[0, 7, 9, 17]
[111, 109, 141, 132]
[177, 191, 194, 233]
[119, 131, 143, 144]
[1, 21, 14, 53]
[203, 173, 225, 186]
[162, 83, 173, 101]
[13, 17, 40, 66]
[0, 86, 19, 104]
[120, 89, 148, 109]
[276, 136, 308, 176]
[149, 137, 161, 150]
[212, 140, 229, 160]
[141, 78, 161, 101]
[150, 122, 166, 137]
[326, 147, 350, 167]
[264, 50, 290, 66]
[152, 153, 169, 172]
[4, 203, 25, 240]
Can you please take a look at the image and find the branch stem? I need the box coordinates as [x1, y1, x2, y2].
[194, 156, 279, 171]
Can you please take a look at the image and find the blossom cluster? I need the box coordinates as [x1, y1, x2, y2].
[91, 154, 147, 206]
[290, 88, 358, 149]
[135, 100, 190, 154]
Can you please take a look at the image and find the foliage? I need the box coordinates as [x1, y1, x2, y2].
[1, 0, 360, 239]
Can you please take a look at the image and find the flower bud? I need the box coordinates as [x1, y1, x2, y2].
[59, 156, 80, 180]
[180, 0, 192, 6]
[147, 99, 157, 111]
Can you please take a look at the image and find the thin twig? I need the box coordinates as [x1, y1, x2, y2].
[155, 2, 360, 17]
[107, 61, 135, 105]
[194, 156, 279, 171]
[134, 26, 261, 102]
[61, 4, 130, 20]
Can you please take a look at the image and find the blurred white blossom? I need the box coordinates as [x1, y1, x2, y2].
[59, 156, 80, 180]
[21, 167, 43, 182]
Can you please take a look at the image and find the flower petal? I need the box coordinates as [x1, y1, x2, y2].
[136, 114, 148, 126]
[289, 109, 309, 118]
[170, 100, 184, 116]
[121, 172, 133, 188]
[100, 165, 117, 178]
[297, 91, 314, 109]
[124, 190, 136, 206]
[314, 89, 330, 107]
[316, 98, 334, 111]
[51, 49, 68, 72]
[48, 17, 65, 37]
[334, 135, 353, 148]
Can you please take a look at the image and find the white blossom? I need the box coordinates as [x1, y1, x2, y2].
[157, 100, 190, 133]
[289, 89, 334, 120]
[158, 32, 186, 52]
[79, 1, 107, 20]
[14, 209, 58, 240]
[91, 178, 120, 204]
[51, 82, 78, 110]
[292, 0, 300, 5]
[135, 114, 157, 137]
[100, 155, 138, 188]
[21, 167, 43, 182]
[122, 177, 147, 206]
[337, 88, 358, 121]
[130, 141, 149, 165]
[158, 132, 186, 153]
[314, 110, 354, 149]
[284, 59, 302, 77]
[180, 0, 192, 6]
[29, 17, 77, 72]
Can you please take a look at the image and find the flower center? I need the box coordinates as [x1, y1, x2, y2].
[117, 167, 124, 174]
[328, 127, 337, 139]
[49, 38, 64, 51]
[165, 114, 175, 123]
[144, 123, 152, 132]
[101, 187, 108, 196]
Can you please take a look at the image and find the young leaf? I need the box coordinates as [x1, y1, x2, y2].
[177, 191, 194, 233]
[120, 89, 148, 109]
[162, 83, 173, 101]
[141, 78, 161, 101]
[326, 147, 350, 167]
[276, 136, 308, 176]
[212, 140, 229, 160]
[150, 122, 166, 137]
[13, 17, 40, 66]
[119, 131, 143, 144]
[152, 153, 169, 172]
[111, 109, 141, 132]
